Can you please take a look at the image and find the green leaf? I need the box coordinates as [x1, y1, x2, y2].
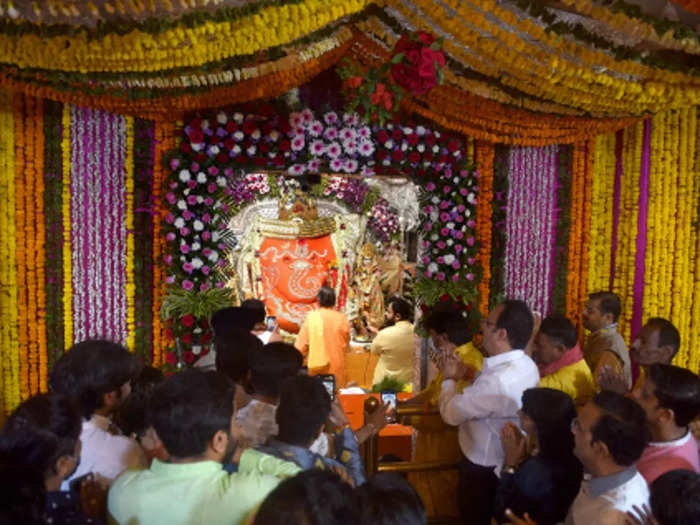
[391, 53, 405, 64]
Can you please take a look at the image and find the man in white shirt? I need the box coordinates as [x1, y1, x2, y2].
[438, 299, 539, 525]
[566, 391, 650, 525]
[50, 340, 146, 489]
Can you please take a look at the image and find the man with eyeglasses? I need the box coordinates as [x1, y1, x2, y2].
[566, 391, 650, 524]
[438, 299, 539, 525]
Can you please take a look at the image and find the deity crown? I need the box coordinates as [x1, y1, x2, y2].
[278, 189, 319, 222]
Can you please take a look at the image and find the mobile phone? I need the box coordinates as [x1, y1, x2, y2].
[320, 374, 335, 400]
[381, 390, 398, 423]
[265, 315, 277, 332]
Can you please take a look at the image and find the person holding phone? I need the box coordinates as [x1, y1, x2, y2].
[369, 297, 416, 387]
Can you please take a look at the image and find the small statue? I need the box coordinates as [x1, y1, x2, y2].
[349, 242, 385, 340]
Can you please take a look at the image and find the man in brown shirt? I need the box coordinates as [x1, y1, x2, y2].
[582, 291, 632, 389]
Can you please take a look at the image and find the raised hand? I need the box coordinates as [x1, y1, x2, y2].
[598, 365, 628, 394]
[500, 421, 529, 468]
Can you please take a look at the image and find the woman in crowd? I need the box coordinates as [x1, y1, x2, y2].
[494, 387, 583, 525]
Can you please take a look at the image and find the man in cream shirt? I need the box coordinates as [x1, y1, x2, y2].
[369, 297, 415, 386]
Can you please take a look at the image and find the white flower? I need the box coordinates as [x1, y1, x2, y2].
[232, 144, 241, 154]
[447, 222, 455, 229]
[174, 217, 185, 228]
[417, 144, 425, 153]
[430, 234, 438, 241]
[444, 254, 455, 265]
[433, 145, 439, 153]
[416, 126, 426, 136]
[192, 345, 202, 356]
[428, 263, 438, 273]
[216, 112, 227, 124]
[434, 131, 441, 139]
[431, 196, 440, 204]
[191, 142, 202, 151]
[212, 231, 220, 242]
[464, 209, 471, 217]
[192, 257, 204, 269]
[401, 142, 408, 151]
[191, 241, 201, 251]
[193, 220, 204, 231]
[177, 200, 187, 210]
[208, 251, 219, 263]
[233, 113, 244, 123]
[269, 130, 280, 141]
[384, 140, 393, 149]
[251, 129, 260, 140]
[233, 131, 244, 141]
[447, 239, 454, 246]
[179, 170, 191, 182]
[453, 177, 459, 184]
[467, 193, 477, 205]
[197, 172, 207, 184]
[431, 212, 439, 222]
[403, 127, 413, 134]
[215, 176, 225, 187]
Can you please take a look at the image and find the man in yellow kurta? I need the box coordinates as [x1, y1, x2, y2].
[370, 297, 415, 387]
[295, 286, 350, 387]
[533, 314, 595, 406]
[582, 291, 632, 389]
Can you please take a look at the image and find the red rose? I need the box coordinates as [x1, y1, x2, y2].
[377, 130, 390, 143]
[407, 49, 421, 66]
[273, 154, 285, 166]
[377, 150, 389, 161]
[439, 294, 450, 302]
[392, 128, 403, 141]
[423, 152, 433, 162]
[425, 134, 436, 146]
[181, 314, 195, 327]
[279, 139, 291, 152]
[279, 119, 292, 135]
[188, 129, 204, 143]
[241, 120, 257, 135]
[226, 121, 237, 133]
[408, 151, 421, 163]
[165, 352, 177, 365]
[407, 133, 419, 146]
[259, 104, 274, 117]
[416, 169, 426, 177]
[180, 141, 191, 153]
[201, 332, 212, 344]
[392, 150, 404, 161]
[216, 152, 229, 164]
[195, 152, 206, 163]
[253, 157, 266, 166]
[183, 351, 195, 364]
[392, 34, 412, 54]
[165, 327, 174, 339]
[447, 139, 459, 153]
[391, 63, 422, 94]
[439, 154, 448, 163]
[235, 155, 247, 164]
[417, 31, 436, 46]
[259, 142, 271, 153]
[418, 58, 437, 80]
[181, 332, 193, 344]
[224, 138, 235, 150]
[200, 319, 209, 329]
[189, 118, 201, 128]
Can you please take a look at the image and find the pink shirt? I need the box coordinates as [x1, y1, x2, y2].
[637, 430, 700, 484]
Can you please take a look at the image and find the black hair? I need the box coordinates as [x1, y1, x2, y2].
[276, 375, 331, 447]
[591, 391, 649, 466]
[148, 370, 234, 458]
[215, 328, 263, 384]
[355, 472, 426, 525]
[0, 393, 81, 480]
[647, 364, 700, 427]
[645, 317, 681, 359]
[423, 308, 472, 346]
[588, 291, 621, 323]
[250, 343, 303, 399]
[650, 469, 700, 525]
[254, 469, 358, 525]
[318, 286, 336, 308]
[241, 299, 266, 325]
[0, 459, 45, 525]
[521, 388, 579, 464]
[211, 306, 259, 338]
[496, 300, 534, 350]
[388, 297, 413, 322]
[538, 315, 578, 349]
[49, 339, 142, 420]
[113, 366, 165, 438]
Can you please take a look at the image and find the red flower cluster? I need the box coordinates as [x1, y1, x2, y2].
[391, 32, 445, 96]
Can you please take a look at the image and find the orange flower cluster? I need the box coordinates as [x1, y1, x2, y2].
[673, 0, 700, 14]
[565, 141, 593, 338]
[0, 37, 354, 119]
[14, 94, 48, 399]
[475, 141, 494, 318]
[151, 120, 179, 367]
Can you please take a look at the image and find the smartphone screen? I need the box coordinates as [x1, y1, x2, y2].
[265, 315, 277, 332]
[381, 390, 398, 423]
[320, 374, 335, 400]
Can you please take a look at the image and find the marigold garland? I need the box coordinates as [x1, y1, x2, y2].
[587, 133, 616, 293]
[0, 87, 19, 412]
[152, 119, 178, 367]
[0, 0, 371, 73]
[125, 116, 136, 352]
[61, 104, 73, 348]
[474, 141, 493, 318]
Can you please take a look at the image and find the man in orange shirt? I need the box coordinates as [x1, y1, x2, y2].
[295, 287, 350, 387]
